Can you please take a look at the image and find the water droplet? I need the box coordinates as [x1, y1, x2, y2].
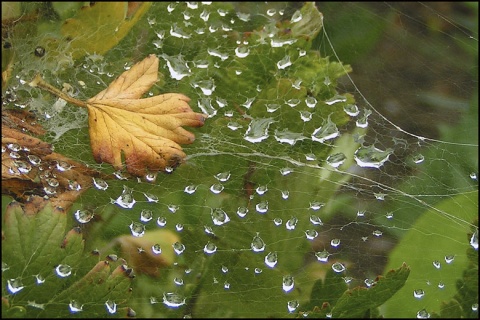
[372, 230, 383, 237]
[143, 192, 158, 203]
[215, 171, 231, 182]
[161, 54, 191, 80]
[200, 9, 210, 21]
[227, 121, 243, 130]
[343, 104, 360, 116]
[305, 153, 316, 161]
[236, 207, 248, 218]
[221, 265, 229, 273]
[152, 244, 162, 255]
[35, 274, 45, 284]
[273, 217, 283, 226]
[433, 260, 441, 269]
[207, 48, 229, 61]
[192, 79, 216, 95]
[69, 300, 83, 313]
[326, 153, 346, 168]
[416, 309, 430, 319]
[283, 275, 294, 292]
[364, 278, 376, 287]
[471, 303, 478, 311]
[356, 109, 372, 128]
[274, 129, 306, 145]
[211, 208, 230, 225]
[330, 238, 341, 247]
[256, 185, 268, 195]
[198, 98, 217, 118]
[174, 277, 184, 286]
[44, 186, 57, 195]
[287, 300, 299, 313]
[332, 262, 346, 273]
[140, 209, 153, 223]
[130, 222, 145, 237]
[7, 278, 24, 294]
[235, 46, 250, 58]
[224, 281, 230, 289]
[255, 267, 263, 274]
[172, 242, 186, 255]
[438, 281, 445, 289]
[255, 201, 269, 213]
[14, 160, 32, 174]
[305, 96, 317, 108]
[163, 292, 186, 308]
[266, 103, 280, 112]
[312, 115, 339, 143]
[168, 204, 179, 213]
[242, 97, 255, 109]
[413, 289, 425, 299]
[354, 145, 393, 168]
[310, 215, 323, 225]
[7, 143, 21, 151]
[285, 217, 298, 230]
[277, 55, 292, 69]
[210, 183, 224, 194]
[27, 154, 42, 166]
[412, 154, 425, 164]
[470, 229, 478, 249]
[325, 94, 347, 106]
[280, 167, 293, 175]
[286, 98, 301, 107]
[144, 171, 157, 182]
[74, 209, 94, 224]
[291, 10, 302, 23]
[305, 230, 318, 240]
[300, 110, 312, 122]
[105, 300, 117, 314]
[204, 241, 217, 254]
[281, 190, 290, 199]
[93, 177, 108, 190]
[157, 216, 167, 227]
[265, 252, 278, 268]
[309, 201, 324, 210]
[251, 233, 266, 252]
[113, 170, 128, 180]
[27, 300, 44, 310]
[55, 264, 72, 277]
[315, 250, 330, 262]
[114, 186, 136, 209]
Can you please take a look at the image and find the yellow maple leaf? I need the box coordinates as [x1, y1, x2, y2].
[30, 54, 207, 177]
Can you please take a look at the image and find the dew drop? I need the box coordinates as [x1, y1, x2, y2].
[167, 204, 179, 213]
[413, 289, 425, 299]
[312, 115, 339, 143]
[93, 177, 108, 190]
[237, 207, 248, 218]
[152, 244, 162, 255]
[291, 10, 302, 23]
[14, 160, 32, 174]
[433, 260, 441, 269]
[27, 154, 42, 166]
[157, 216, 167, 227]
[27, 301, 45, 310]
[211, 208, 230, 225]
[438, 281, 445, 289]
[281, 190, 290, 199]
[270, 38, 297, 48]
[105, 300, 117, 314]
[364, 278, 376, 287]
[74, 209, 94, 224]
[412, 154, 425, 164]
[265, 251, 278, 268]
[285, 217, 298, 230]
[130, 222, 145, 237]
[6, 143, 21, 151]
[310, 215, 323, 225]
[163, 292, 186, 308]
[174, 278, 184, 286]
[176, 224, 183, 232]
[144, 192, 159, 202]
[200, 9, 210, 21]
[172, 242, 186, 255]
[207, 48, 229, 61]
[372, 230, 383, 237]
[221, 265, 229, 273]
[309, 201, 324, 210]
[251, 233, 266, 252]
[198, 98, 217, 118]
[274, 129, 306, 145]
[325, 94, 347, 105]
[227, 121, 243, 130]
[330, 238, 341, 247]
[55, 264, 72, 277]
[282, 275, 294, 292]
[416, 309, 430, 319]
[287, 300, 299, 313]
[235, 46, 250, 58]
[470, 229, 478, 250]
[215, 171, 231, 182]
[192, 79, 216, 95]
[354, 145, 393, 168]
[210, 183, 224, 194]
[266, 103, 280, 112]
[315, 250, 330, 262]
[114, 186, 136, 209]
[277, 55, 292, 69]
[305, 96, 317, 108]
[305, 230, 318, 240]
[145, 171, 157, 182]
[343, 104, 360, 116]
[140, 209, 153, 223]
[326, 153, 346, 168]
[386, 212, 394, 219]
[204, 241, 217, 254]
[471, 303, 478, 311]
[356, 109, 372, 128]
[256, 185, 268, 195]
[7, 278, 24, 294]
[300, 110, 312, 122]
[255, 201, 269, 213]
[305, 153, 316, 161]
[255, 267, 263, 274]
[332, 262, 346, 273]
[286, 98, 301, 107]
[161, 53, 191, 80]
[280, 167, 293, 175]
[35, 274, 45, 284]
[470, 172, 478, 180]
[273, 217, 283, 226]
[69, 300, 83, 313]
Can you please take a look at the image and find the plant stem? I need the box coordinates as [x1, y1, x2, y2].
[29, 74, 88, 108]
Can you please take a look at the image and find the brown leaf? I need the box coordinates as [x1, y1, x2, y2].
[86, 54, 207, 176]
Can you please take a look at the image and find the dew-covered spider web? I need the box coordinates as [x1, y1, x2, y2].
[2, 2, 478, 318]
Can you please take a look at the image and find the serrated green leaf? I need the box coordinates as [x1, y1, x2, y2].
[331, 263, 410, 318]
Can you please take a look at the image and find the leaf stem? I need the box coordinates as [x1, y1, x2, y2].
[29, 74, 88, 108]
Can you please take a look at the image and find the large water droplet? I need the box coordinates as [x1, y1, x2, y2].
[161, 54, 191, 80]
[416, 309, 430, 319]
[330, 238, 341, 248]
[291, 10, 302, 23]
[157, 216, 167, 227]
[184, 184, 197, 194]
[433, 260, 441, 269]
[130, 222, 145, 237]
[251, 233, 266, 252]
[152, 244, 162, 255]
[470, 229, 478, 250]
[256, 185, 268, 195]
[144, 192, 159, 202]
[35, 274, 45, 284]
[105, 300, 117, 314]
[270, 38, 297, 48]
[27, 154, 42, 166]
[140, 209, 153, 223]
[255, 201, 269, 213]
[198, 98, 217, 118]
[200, 9, 210, 21]
[344, 104, 360, 116]
[287, 300, 299, 313]
[285, 217, 298, 230]
[14, 160, 32, 174]
[93, 177, 108, 190]
[311, 115, 339, 143]
[211, 208, 230, 225]
[412, 153, 425, 164]
[163, 292, 186, 308]
[310, 215, 323, 225]
[237, 207, 248, 218]
[204, 241, 217, 254]
[325, 94, 347, 105]
[354, 145, 393, 168]
[282, 275, 294, 292]
[215, 171, 231, 182]
[172, 242, 186, 255]
[315, 250, 330, 262]
[332, 262, 346, 273]
[55, 264, 72, 277]
[114, 186, 136, 209]
[7, 278, 24, 294]
[413, 289, 425, 299]
[192, 79, 216, 96]
[277, 55, 292, 69]
[69, 300, 83, 313]
[207, 48, 229, 61]
[305, 96, 317, 108]
[265, 251, 278, 268]
[235, 46, 250, 58]
[74, 209, 94, 224]
[326, 153, 346, 168]
[305, 229, 318, 240]
[274, 129, 306, 145]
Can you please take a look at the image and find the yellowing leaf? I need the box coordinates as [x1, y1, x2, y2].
[86, 54, 207, 176]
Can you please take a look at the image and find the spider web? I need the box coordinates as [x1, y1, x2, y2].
[2, 2, 478, 318]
